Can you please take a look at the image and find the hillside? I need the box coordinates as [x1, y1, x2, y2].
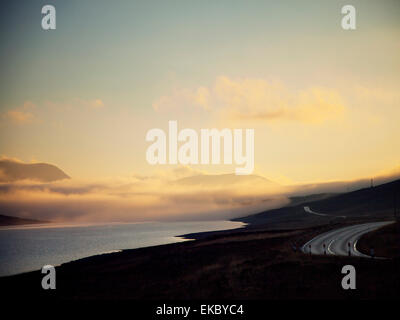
[235, 179, 400, 229]
[0, 214, 46, 226]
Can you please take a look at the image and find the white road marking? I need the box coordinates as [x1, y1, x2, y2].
[301, 221, 394, 258]
[303, 206, 346, 218]
[327, 239, 335, 255]
[304, 206, 329, 216]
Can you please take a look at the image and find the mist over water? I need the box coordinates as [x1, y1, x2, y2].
[0, 220, 244, 276]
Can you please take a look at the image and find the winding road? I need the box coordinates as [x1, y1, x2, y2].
[303, 206, 346, 218]
[301, 221, 394, 258]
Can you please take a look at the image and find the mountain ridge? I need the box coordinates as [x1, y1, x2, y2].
[0, 159, 70, 182]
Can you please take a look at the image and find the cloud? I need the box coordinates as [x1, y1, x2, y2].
[39, 98, 106, 114]
[3, 101, 36, 125]
[88, 99, 105, 109]
[153, 76, 347, 124]
[153, 88, 209, 112]
[354, 85, 400, 106]
[0, 169, 288, 223]
[1, 98, 105, 127]
[0, 164, 398, 223]
[5, 111, 34, 124]
[0, 156, 24, 163]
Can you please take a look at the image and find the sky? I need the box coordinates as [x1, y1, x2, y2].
[1, 0, 399, 186]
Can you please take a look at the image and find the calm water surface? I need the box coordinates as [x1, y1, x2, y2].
[0, 220, 244, 276]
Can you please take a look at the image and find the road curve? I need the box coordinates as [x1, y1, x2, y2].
[301, 221, 394, 258]
[303, 206, 346, 218]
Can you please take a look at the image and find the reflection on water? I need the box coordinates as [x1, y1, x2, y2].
[0, 220, 244, 276]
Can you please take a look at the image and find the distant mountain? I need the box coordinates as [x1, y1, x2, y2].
[175, 173, 278, 187]
[0, 159, 70, 182]
[0, 214, 46, 226]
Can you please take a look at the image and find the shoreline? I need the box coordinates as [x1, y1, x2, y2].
[0, 219, 247, 278]
[2, 218, 399, 300]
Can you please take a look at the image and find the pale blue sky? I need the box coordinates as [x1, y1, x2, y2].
[1, 0, 399, 182]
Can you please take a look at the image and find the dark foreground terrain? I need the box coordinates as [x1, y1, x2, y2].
[358, 221, 400, 258]
[1, 221, 399, 301]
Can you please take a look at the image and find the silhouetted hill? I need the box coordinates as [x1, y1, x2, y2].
[0, 214, 46, 226]
[235, 179, 400, 229]
[0, 159, 70, 182]
[308, 179, 400, 216]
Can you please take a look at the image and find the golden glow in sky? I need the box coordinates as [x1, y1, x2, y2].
[0, 0, 399, 185]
